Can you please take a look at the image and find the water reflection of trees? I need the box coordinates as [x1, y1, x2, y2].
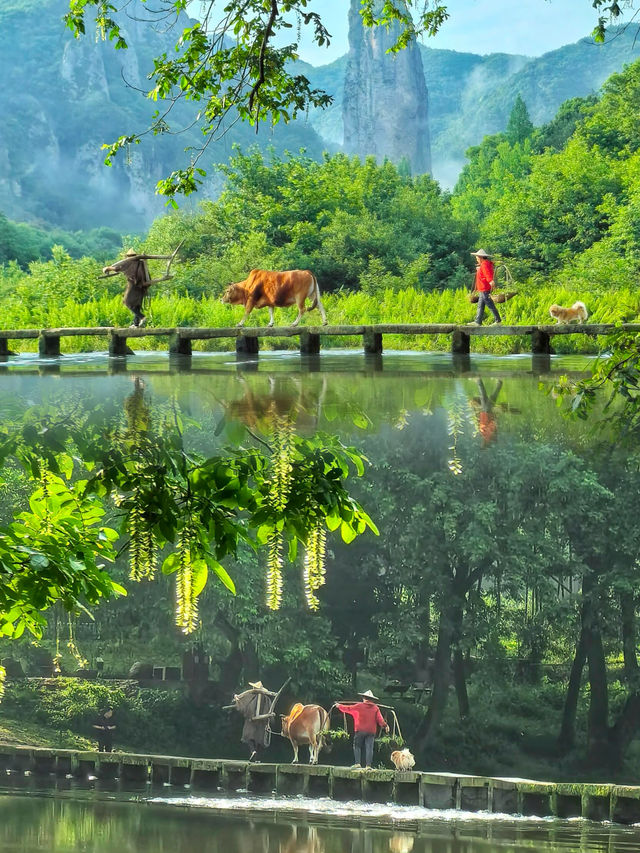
[3, 366, 639, 773]
[1, 799, 633, 853]
[0, 381, 375, 640]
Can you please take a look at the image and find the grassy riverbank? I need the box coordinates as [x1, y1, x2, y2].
[1, 286, 637, 355]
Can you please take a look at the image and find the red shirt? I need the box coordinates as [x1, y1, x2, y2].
[336, 701, 386, 734]
[478, 411, 497, 444]
[475, 259, 494, 293]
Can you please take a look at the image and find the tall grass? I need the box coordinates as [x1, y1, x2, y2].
[1, 287, 637, 354]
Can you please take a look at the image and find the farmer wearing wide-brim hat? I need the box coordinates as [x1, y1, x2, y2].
[336, 689, 389, 769]
[101, 246, 179, 328]
[230, 680, 277, 761]
[469, 248, 501, 327]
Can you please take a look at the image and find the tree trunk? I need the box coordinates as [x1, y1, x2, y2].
[414, 603, 454, 750]
[607, 594, 640, 769]
[558, 627, 587, 749]
[414, 597, 432, 683]
[451, 596, 469, 719]
[583, 575, 609, 766]
[621, 594, 639, 682]
[453, 649, 469, 719]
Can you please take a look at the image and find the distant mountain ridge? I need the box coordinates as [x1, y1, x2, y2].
[0, 0, 326, 231]
[298, 26, 640, 186]
[2, 2, 640, 231]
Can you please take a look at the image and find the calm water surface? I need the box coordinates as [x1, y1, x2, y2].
[2, 791, 640, 853]
[0, 350, 627, 853]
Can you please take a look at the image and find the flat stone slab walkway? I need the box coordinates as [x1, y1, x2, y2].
[1, 745, 639, 825]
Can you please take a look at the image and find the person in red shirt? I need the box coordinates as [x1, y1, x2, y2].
[469, 248, 502, 326]
[471, 379, 502, 446]
[336, 689, 389, 768]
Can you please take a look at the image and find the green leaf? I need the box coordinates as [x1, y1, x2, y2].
[288, 537, 298, 562]
[207, 558, 236, 594]
[162, 552, 181, 575]
[192, 559, 209, 597]
[325, 511, 341, 532]
[352, 412, 369, 430]
[340, 521, 357, 544]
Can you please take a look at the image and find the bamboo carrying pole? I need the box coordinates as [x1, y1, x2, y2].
[97, 240, 184, 283]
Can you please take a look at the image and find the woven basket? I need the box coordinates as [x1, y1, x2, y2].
[468, 291, 516, 304]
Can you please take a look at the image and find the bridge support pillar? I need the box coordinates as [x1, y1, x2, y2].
[108, 333, 132, 357]
[169, 334, 192, 356]
[363, 330, 383, 355]
[299, 331, 320, 355]
[531, 329, 551, 354]
[39, 334, 60, 358]
[0, 339, 16, 357]
[452, 353, 471, 374]
[451, 330, 470, 354]
[236, 335, 259, 356]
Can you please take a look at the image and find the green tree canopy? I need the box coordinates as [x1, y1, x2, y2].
[506, 94, 534, 145]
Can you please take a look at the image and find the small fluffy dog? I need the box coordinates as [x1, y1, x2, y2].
[549, 301, 588, 324]
[390, 748, 415, 771]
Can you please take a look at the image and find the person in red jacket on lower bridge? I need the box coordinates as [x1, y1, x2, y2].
[336, 689, 390, 769]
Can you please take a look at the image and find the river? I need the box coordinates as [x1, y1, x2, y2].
[0, 349, 637, 853]
[3, 789, 640, 852]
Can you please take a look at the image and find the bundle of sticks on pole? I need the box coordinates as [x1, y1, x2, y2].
[99, 240, 184, 286]
[99, 241, 184, 327]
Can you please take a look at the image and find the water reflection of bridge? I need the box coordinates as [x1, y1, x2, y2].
[0, 322, 633, 360]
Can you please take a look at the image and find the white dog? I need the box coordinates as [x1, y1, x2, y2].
[390, 748, 415, 771]
[549, 301, 588, 324]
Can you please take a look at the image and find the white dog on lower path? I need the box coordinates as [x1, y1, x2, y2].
[390, 748, 416, 771]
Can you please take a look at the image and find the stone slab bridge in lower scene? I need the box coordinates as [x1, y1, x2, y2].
[2, 745, 640, 825]
[0, 323, 637, 360]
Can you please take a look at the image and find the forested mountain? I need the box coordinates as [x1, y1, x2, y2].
[2, 1, 639, 233]
[301, 27, 640, 186]
[0, 0, 326, 232]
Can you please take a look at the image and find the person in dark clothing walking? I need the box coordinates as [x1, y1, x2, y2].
[469, 248, 501, 326]
[93, 708, 116, 752]
[101, 246, 180, 328]
[230, 680, 277, 761]
[336, 689, 389, 769]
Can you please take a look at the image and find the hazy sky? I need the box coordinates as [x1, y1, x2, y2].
[294, 0, 633, 65]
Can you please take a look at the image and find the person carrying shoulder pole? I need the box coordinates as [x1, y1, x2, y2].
[335, 689, 389, 769]
[469, 248, 501, 327]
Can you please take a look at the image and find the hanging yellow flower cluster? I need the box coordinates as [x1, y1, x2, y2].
[175, 523, 199, 634]
[265, 411, 295, 609]
[127, 500, 157, 582]
[266, 528, 284, 611]
[66, 615, 89, 669]
[121, 379, 157, 582]
[303, 519, 327, 610]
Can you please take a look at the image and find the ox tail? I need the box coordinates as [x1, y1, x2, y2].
[318, 706, 330, 747]
[309, 273, 328, 325]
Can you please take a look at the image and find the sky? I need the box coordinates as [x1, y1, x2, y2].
[293, 0, 633, 65]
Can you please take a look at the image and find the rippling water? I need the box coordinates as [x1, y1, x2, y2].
[2, 790, 640, 853]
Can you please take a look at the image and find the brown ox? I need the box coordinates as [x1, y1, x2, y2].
[221, 269, 327, 328]
[280, 704, 329, 765]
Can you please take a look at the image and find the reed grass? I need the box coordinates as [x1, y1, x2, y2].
[1, 287, 637, 355]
